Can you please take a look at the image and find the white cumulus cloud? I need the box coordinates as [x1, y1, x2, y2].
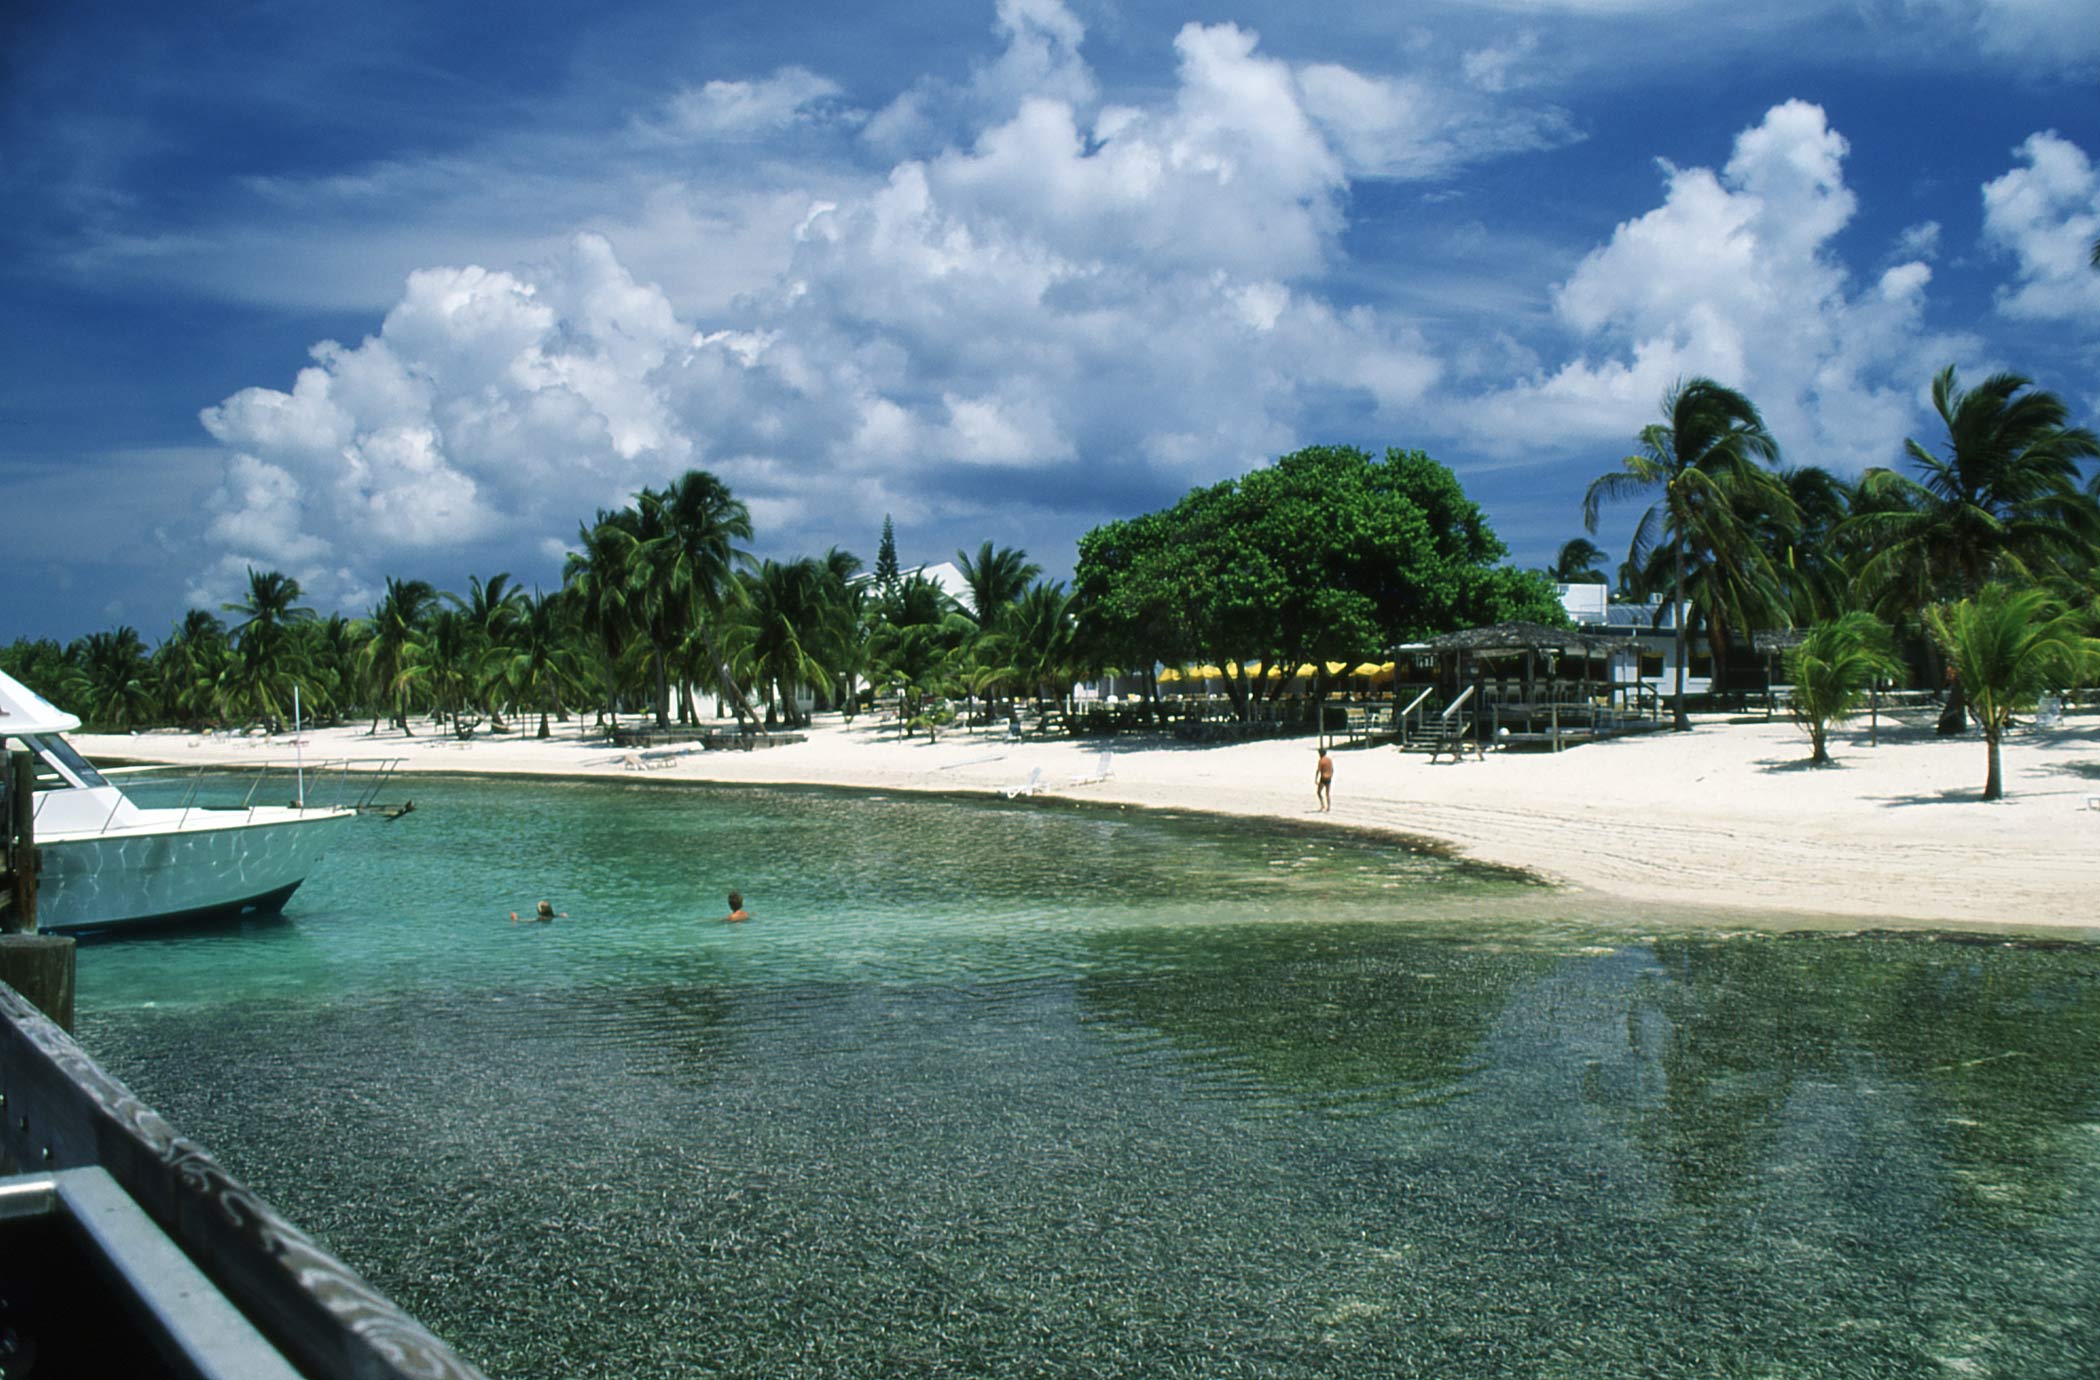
[1453, 100, 1956, 472]
[1981, 130, 2100, 323]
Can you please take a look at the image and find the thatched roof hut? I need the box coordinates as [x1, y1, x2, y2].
[1404, 621, 1629, 658]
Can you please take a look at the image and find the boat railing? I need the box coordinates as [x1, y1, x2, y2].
[98, 758, 410, 832]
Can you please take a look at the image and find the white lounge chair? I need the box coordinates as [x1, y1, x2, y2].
[1002, 766, 1045, 798]
[1070, 751, 1114, 786]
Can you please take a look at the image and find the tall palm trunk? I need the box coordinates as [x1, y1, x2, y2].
[699, 625, 763, 727]
[1671, 533, 1690, 731]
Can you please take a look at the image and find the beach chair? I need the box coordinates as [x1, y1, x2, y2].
[1002, 766, 1045, 798]
[1069, 751, 1114, 786]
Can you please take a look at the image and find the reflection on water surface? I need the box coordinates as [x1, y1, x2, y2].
[78, 777, 2100, 1378]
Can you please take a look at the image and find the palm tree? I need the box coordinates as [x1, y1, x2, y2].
[457, 572, 527, 730]
[297, 614, 362, 724]
[732, 557, 838, 728]
[816, 546, 867, 714]
[223, 567, 313, 647]
[866, 575, 976, 739]
[359, 577, 439, 734]
[955, 541, 1042, 628]
[498, 589, 583, 738]
[219, 568, 315, 729]
[71, 627, 156, 730]
[565, 510, 645, 730]
[1768, 466, 1856, 626]
[1851, 366, 2100, 602]
[1583, 378, 1791, 730]
[1006, 580, 1081, 706]
[1548, 538, 1609, 584]
[395, 608, 481, 736]
[1785, 612, 1903, 766]
[1846, 365, 2100, 731]
[639, 471, 761, 728]
[153, 610, 230, 730]
[1925, 584, 2099, 800]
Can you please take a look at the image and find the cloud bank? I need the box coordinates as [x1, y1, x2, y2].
[187, 1, 2092, 618]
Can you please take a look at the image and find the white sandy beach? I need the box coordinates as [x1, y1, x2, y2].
[74, 709, 2100, 933]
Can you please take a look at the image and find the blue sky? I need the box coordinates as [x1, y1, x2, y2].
[5, 0, 2097, 642]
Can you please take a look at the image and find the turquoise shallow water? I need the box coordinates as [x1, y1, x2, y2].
[76, 775, 2100, 1378]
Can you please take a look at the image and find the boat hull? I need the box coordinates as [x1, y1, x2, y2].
[34, 810, 354, 935]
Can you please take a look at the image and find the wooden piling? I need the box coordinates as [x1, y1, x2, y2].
[4, 750, 36, 933]
[0, 934, 74, 1033]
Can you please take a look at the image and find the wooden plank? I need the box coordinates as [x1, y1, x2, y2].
[0, 985, 490, 1380]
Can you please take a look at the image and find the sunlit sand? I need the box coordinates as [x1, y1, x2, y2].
[75, 708, 2100, 931]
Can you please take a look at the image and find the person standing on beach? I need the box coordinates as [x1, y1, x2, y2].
[1314, 747, 1334, 812]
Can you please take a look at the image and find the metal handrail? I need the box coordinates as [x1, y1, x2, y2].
[75, 759, 407, 837]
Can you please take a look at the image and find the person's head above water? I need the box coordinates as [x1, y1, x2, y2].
[726, 891, 743, 911]
[535, 900, 555, 919]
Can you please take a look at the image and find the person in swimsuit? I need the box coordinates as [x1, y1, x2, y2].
[510, 900, 565, 923]
[721, 891, 752, 923]
[1314, 747, 1334, 812]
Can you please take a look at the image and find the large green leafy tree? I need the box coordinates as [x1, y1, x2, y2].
[1076, 445, 1561, 721]
[1926, 584, 2099, 801]
[1584, 378, 1792, 731]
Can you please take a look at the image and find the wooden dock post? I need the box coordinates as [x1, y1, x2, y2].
[4, 750, 37, 929]
[0, 935, 74, 1034]
[2, 749, 71, 1031]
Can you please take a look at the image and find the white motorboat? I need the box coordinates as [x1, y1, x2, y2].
[1, 670, 358, 934]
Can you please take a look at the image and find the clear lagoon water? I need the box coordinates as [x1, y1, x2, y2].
[76, 774, 2100, 1378]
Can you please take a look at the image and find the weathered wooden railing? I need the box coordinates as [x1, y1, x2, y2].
[0, 982, 489, 1380]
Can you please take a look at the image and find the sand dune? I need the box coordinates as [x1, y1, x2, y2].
[74, 706, 2100, 932]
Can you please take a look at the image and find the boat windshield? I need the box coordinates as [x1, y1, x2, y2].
[17, 733, 111, 790]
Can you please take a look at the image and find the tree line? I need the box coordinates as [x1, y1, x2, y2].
[1567, 366, 2100, 797]
[8, 359, 2099, 791]
[5, 448, 1555, 742]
